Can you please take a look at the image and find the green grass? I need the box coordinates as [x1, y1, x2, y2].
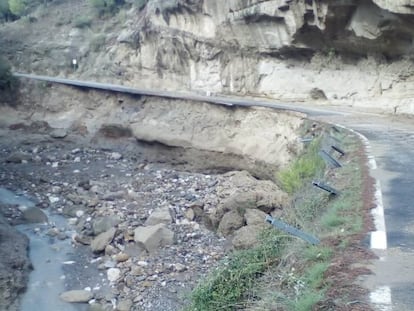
[278, 138, 325, 194]
[290, 290, 324, 311]
[304, 246, 333, 262]
[188, 230, 288, 311]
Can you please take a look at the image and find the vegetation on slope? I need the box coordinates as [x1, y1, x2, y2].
[187, 125, 372, 311]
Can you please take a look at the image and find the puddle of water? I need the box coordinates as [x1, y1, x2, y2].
[0, 188, 87, 311]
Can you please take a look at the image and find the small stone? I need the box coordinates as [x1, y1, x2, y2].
[91, 228, 116, 253]
[105, 245, 117, 256]
[5, 152, 31, 163]
[114, 252, 130, 263]
[48, 196, 60, 203]
[137, 261, 148, 267]
[131, 267, 145, 276]
[174, 263, 187, 272]
[107, 268, 121, 283]
[50, 128, 68, 139]
[142, 281, 153, 287]
[60, 290, 93, 303]
[110, 152, 123, 160]
[47, 228, 60, 237]
[134, 295, 143, 302]
[117, 299, 133, 311]
[185, 209, 195, 221]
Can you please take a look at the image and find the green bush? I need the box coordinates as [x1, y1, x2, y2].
[8, 0, 26, 16]
[0, 0, 10, 20]
[0, 58, 14, 90]
[89, 0, 124, 16]
[73, 15, 92, 28]
[90, 34, 106, 52]
[0, 57, 18, 104]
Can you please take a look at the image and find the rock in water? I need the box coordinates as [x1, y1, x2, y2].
[22, 206, 48, 224]
[91, 228, 116, 253]
[60, 290, 93, 303]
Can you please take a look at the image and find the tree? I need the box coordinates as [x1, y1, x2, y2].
[8, 0, 26, 16]
[0, 57, 18, 104]
[0, 0, 10, 20]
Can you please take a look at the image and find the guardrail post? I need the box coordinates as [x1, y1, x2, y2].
[265, 216, 320, 245]
[312, 180, 338, 195]
[319, 150, 342, 168]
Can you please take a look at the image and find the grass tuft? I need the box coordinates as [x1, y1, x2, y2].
[188, 230, 288, 311]
[278, 138, 325, 194]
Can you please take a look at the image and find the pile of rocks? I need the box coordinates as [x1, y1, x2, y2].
[0, 134, 287, 311]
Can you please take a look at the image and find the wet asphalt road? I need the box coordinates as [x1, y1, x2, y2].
[13, 73, 414, 310]
[319, 117, 414, 311]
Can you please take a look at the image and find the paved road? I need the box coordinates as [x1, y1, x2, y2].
[14, 73, 414, 310]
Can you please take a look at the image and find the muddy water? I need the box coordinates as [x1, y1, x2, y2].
[0, 188, 86, 311]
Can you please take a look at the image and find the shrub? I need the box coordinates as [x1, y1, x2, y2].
[0, 57, 14, 90]
[8, 0, 26, 17]
[89, 0, 124, 16]
[90, 34, 106, 52]
[0, 57, 18, 104]
[73, 15, 92, 28]
[134, 0, 148, 10]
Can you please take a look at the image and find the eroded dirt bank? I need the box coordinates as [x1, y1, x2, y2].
[0, 85, 308, 310]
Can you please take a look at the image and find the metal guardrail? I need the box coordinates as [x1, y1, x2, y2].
[266, 215, 320, 245]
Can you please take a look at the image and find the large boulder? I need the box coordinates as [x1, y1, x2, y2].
[244, 208, 267, 226]
[232, 225, 264, 250]
[145, 207, 172, 226]
[134, 224, 174, 253]
[217, 210, 245, 237]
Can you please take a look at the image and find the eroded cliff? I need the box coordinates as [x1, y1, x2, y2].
[1, 0, 414, 113]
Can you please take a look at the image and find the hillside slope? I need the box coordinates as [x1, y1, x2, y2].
[1, 0, 414, 114]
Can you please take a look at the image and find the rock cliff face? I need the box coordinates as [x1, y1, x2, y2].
[2, 0, 414, 114]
